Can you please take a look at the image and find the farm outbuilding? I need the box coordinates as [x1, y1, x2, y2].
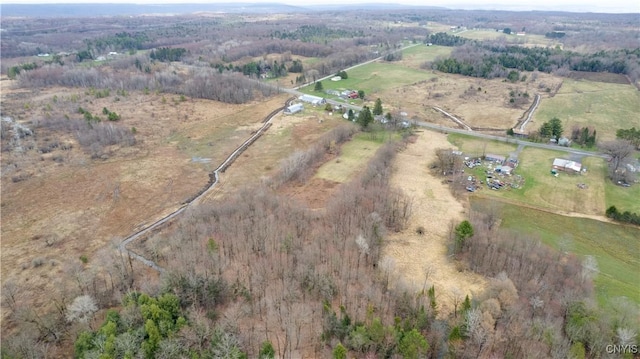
[552, 158, 582, 173]
[299, 94, 326, 105]
[284, 103, 304, 115]
[485, 154, 506, 164]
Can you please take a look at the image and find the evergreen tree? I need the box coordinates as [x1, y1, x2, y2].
[373, 98, 383, 116]
[314, 81, 324, 92]
[357, 106, 373, 128]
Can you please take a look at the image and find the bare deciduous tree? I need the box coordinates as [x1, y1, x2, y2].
[66, 295, 98, 324]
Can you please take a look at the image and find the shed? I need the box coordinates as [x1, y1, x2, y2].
[485, 154, 506, 164]
[552, 158, 582, 173]
[284, 103, 304, 115]
[496, 165, 513, 175]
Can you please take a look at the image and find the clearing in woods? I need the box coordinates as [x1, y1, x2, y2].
[384, 130, 487, 315]
[315, 132, 387, 183]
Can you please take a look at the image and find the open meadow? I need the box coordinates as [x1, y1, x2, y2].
[399, 44, 453, 69]
[0, 83, 303, 320]
[456, 29, 559, 47]
[315, 131, 387, 183]
[471, 197, 640, 304]
[300, 61, 436, 100]
[533, 78, 640, 141]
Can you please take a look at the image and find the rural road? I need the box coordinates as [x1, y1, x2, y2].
[278, 86, 609, 160]
[520, 93, 541, 132]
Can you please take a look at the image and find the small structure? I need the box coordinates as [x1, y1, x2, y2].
[298, 94, 326, 105]
[495, 164, 513, 175]
[558, 137, 571, 147]
[552, 158, 582, 173]
[485, 154, 506, 164]
[331, 76, 342, 81]
[284, 103, 304, 115]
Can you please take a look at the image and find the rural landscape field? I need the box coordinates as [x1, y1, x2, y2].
[1, 2, 639, 358]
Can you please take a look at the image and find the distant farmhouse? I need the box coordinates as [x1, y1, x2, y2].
[552, 158, 582, 173]
[284, 103, 304, 115]
[298, 94, 325, 106]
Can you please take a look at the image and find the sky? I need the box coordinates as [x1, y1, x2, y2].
[2, 0, 639, 13]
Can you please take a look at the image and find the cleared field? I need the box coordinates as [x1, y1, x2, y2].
[448, 133, 518, 157]
[471, 197, 640, 305]
[315, 132, 386, 183]
[385, 131, 487, 316]
[300, 61, 435, 98]
[533, 79, 640, 141]
[400, 45, 453, 69]
[466, 146, 607, 216]
[0, 87, 293, 319]
[456, 29, 557, 47]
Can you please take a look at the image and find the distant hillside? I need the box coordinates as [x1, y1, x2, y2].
[0, 3, 307, 17]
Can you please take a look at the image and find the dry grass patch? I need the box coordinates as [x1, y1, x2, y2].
[315, 132, 385, 183]
[0, 84, 290, 319]
[378, 72, 562, 132]
[384, 130, 487, 315]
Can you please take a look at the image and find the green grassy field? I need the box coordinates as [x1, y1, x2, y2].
[315, 132, 388, 182]
[604, 166, 640, 214]
[400, 45, 453, 69]
[471, 197, 640, 305]
[488, 147, 607, 215]
[300, 61, 435, 99]
[447, 133, 517, 157]
[534, 79, 640, 141]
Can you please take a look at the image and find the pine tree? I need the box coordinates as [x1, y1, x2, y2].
[373, 98, 383, 116]
[314, 81, 324, 92]
[357, 106, 373, 128]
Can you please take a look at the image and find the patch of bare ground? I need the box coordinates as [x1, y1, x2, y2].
[0, 83, 290, 320]
[379, 72, 563, 132]
[384, 130, 487, 316]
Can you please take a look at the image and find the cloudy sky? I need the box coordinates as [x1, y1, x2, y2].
[3, 0, 639, 13]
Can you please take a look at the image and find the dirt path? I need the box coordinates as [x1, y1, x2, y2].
[119, 100, 291, 271]
[384, 131, 487, 315]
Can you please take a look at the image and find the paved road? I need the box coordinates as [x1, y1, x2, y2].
[411, 119, 610, 159]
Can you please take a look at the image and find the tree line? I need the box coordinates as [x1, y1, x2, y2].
[430, 41, 640, 82]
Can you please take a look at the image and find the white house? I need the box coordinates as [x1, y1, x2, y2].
[552, 158, 582, 173]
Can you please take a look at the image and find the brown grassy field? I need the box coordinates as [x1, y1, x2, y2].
[0, 80, 293, 318]
[384, 130, 487, 315]
[377, 71, 563, 132]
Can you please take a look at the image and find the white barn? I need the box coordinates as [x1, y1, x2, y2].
[284, 103, 304, 115]
[299, 94, 326, 105]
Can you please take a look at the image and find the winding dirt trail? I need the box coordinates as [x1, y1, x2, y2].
[384, 131, 487, 315]
[118, 100, 290, 271]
